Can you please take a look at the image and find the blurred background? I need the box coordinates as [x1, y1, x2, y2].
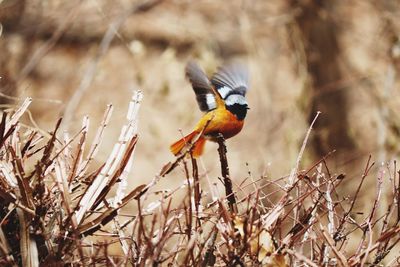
[1, 0, 400, 198]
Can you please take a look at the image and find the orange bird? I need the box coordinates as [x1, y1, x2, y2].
[170, 61, 249, 158]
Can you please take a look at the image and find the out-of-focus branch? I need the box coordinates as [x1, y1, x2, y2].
[62, 0, 163, 129]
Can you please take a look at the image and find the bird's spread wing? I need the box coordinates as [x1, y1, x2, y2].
[185, 61, 218, 112]
[211, 63, 249, 100]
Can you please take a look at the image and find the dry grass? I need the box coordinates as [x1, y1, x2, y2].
[0, 92, 399, 266]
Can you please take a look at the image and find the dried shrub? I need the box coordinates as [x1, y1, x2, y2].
[0, 92, 399, 266]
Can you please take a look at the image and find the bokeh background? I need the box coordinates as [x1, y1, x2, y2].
[1, 0, 400, 201]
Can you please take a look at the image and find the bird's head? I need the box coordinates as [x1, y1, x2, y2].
[225, 94, 249, 120]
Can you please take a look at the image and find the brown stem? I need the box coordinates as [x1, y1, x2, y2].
[191, 157, 201, 229]
[216, 134, 237, 214]
[201, 229, 218, 267]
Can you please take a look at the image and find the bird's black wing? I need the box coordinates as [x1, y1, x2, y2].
[185, 61, 217, 112]
[211, 63, 249, 100]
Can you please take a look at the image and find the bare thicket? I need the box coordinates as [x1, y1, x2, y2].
[0, 93, 399, 266]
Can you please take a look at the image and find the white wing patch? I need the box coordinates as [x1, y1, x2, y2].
[218, 86, 232, 99]
[205, 94, 217, 110]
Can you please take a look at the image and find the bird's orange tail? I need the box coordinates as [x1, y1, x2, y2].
[192, 137, 206, 158]
[170, 131, 206, 158]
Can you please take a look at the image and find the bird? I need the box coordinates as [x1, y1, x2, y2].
[170, 61, 249, 158]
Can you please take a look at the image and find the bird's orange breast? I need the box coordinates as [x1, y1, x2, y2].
[194, 107, 244, 140]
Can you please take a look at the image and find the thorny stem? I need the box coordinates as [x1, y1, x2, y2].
[397, 167, 400, 223]
[183, 160, 195, 265]
[201, 229, 218, 267]
[191, 157, 201, 229]
[334, 155, 374, 242]
[216, 134, 238, 214]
